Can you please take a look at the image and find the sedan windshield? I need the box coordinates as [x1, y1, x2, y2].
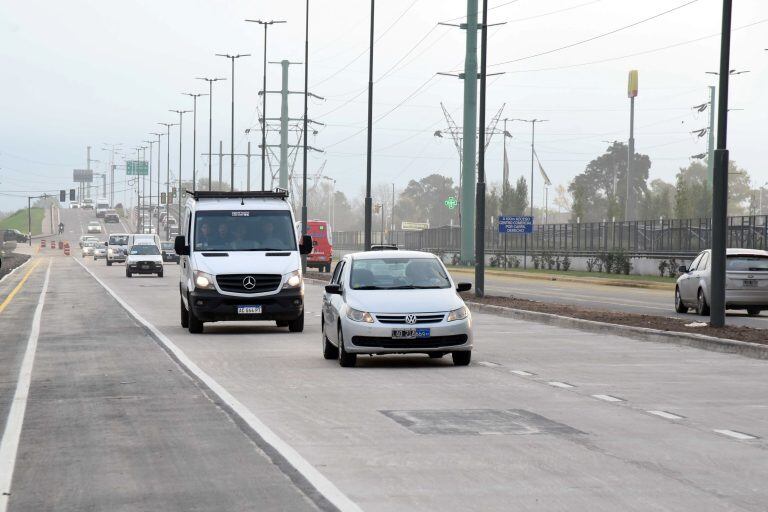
[350, 257, 451, 290]
[194, 210, 296, 252]
[727, 255, 768, 272]
[109, 235, 129, 245]
[130, 245, 159, 256]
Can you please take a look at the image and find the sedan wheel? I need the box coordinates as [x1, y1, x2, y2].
[674, 287, 688, 313]
[337, 325, 357, 367]
[747, 307, 761, 317]
[696, 288, 710, 316]
[322, 318, 339, 360]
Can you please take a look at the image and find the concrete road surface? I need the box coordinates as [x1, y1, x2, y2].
[0, 207, 766, 511]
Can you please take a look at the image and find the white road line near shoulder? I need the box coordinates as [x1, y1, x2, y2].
[647, 410, 684, 420]
[0, 259, 51, 512]
[713, 429, 758, 441]
[592, 394, 624, 402]
[548, 381, 575, 389]
[73, 258, 362, 512]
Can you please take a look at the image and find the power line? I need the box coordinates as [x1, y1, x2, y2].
[488, 0, 700, 68]
[505, 0, 603, 23]
[441, 0, 521, 23]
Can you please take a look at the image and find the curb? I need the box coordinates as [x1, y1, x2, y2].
[464, 300, 768, 360]
[448, 266, 674, 290]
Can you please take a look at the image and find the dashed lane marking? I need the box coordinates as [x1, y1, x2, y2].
[714, 429, 758, 441]
[510, 370, 534, 376]
[547, 381, 575, 389]
[478, 361, 502, 368]
[0, 259, 51, 512]
[0, 260, 41, 315]
[647, 410, 684, 420]
[593, 394, 624, 402]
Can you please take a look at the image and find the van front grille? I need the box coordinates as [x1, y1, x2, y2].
[216, 274, 282, 293]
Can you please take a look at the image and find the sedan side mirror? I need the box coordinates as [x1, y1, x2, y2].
[678, 265, 688, 274]
[174, 235, 190, 256]
[325, 283, 342, 295]
[456, 282, 472, 293]
[299, 234, 313, 255]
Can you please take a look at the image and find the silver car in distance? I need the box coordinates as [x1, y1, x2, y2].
[675, 248, 768, 316]
[321, 250, 473, 367]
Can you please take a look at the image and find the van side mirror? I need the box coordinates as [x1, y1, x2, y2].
[325, 283, 342, 295]
[678, 265, 688, 274]
[456, 282, 472, 293]
[174, 235, 189, 256]
[299, 234, 313, 255]
[104, 241, 108, 246]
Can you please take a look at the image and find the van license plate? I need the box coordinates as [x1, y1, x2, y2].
[237, 305, 262, 315]
[743, 279, 758, 288]
[392, 328, 430, 339]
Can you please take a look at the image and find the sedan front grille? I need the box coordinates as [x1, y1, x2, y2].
[375, 313, 445, 324]
[216, 274, 282, 293]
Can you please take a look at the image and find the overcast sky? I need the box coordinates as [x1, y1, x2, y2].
[1, 0, 766, 213]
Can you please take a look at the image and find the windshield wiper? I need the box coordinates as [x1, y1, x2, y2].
[354, 285, 383, 290]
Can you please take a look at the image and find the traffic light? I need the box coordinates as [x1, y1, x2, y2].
[172, 187, 177, 199]
[69, 189, 76, 201]
[59, 190, 66, 202]
[160, 192, 167, 204]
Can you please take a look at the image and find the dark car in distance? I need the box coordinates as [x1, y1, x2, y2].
[3, 229, 28, 243]
[160, 241, 180, 264]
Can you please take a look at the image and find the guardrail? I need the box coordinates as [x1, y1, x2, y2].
[333, 215, 768, 257]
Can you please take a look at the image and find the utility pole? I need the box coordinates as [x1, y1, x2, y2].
[170, 109, 190, 221]
[710, 0, 733, 328]
[143, 139, 155, 227]
[158, 122, 177, 236]
[707, 85, 716, 196]
[460, 0, 478, 264]
[216, 53, 250, 192]
[475, 0, 489, 297]
[151, 132, 164, 230]
[183, 92, 208, 192]
[86, 146, 92, 200]
[302, 0, 311, 272]
[364, 0, 375, 252]
[196, 77, 226, 191]
[626, 70, 639, 221]
[512, 118, 548, 267]
[246, 141, 251, 191]
[246, 19, 286, 192]
[219, 140, 223, 188]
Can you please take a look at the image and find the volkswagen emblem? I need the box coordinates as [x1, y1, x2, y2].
[242, 275, 256, 290]
[405, 314, 417, 325]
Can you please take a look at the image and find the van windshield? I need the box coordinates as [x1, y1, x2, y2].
[194, 210, 297, 252]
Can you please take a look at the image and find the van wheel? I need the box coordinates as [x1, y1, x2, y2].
[126, 270, 132, 278]
[452, 351, 471, 366]
[674, 287, 688, 313]
[322, 318, 338, 360]
[180, 297, 189, 328]
[107, 260, 112, 266]
[188, 299, 204, 334]
[288, 313, 304, 333]
[158, 271, 164, 278]
[747, 307, 761, 317]
[338, 326, 356, 367]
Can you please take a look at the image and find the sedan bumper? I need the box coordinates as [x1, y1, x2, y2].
[341, 316, 472, 354]
[127, 261, 163, 274]
[725, 289, 768, 308]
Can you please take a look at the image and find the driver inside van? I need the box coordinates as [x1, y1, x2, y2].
[259, 221, 285, 249]
[197, 221, 213, 249]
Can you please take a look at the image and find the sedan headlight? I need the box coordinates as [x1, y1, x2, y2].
[194, 271, 216, 290]
[346, 307, 374, 323]
[283, 270, 303, 289]
[447, 306, 469, 322]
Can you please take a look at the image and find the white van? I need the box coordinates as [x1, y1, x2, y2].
[95, 198, 110, 218]
[174, 190, 312, 334]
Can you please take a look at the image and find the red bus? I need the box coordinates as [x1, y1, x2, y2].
[299, 220, 333, 272]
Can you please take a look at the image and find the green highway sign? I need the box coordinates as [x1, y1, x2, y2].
[444, 196, 458, 210]
[127, 160, 149, 176]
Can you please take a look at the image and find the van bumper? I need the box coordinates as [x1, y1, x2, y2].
[189, 287, 304, 322]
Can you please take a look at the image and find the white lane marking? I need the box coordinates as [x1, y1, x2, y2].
[714, 429, 758, 441]
[73, 258, 362, 512]
[548, 381, 574, 389]
[647, 410, 684, 420]
[478, 361, 501, 368]
[593, 394, 624, 402]
[0, 260, 51, 512]
[510, 370, 533, 376]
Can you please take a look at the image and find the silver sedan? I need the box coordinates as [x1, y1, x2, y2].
[675, 248, 768, 316]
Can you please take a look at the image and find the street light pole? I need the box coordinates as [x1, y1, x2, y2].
[170, 110, 190, 229]
[183, 93, 208, 192]
[364, 0, 375, 252]
[474, 0, 489, 298]
[710, 0, 733, 328]
[158, 122, 177, 237]
[143, 139, 155, 229]
[196, 77, 226, 191]
[216, 53, 250, 191]
[151, 132, 164, 230]
[302, 0, 311, 271]
[246, 19, 286, 192]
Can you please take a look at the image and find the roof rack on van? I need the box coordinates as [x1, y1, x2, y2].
[186, 188, 289, 201]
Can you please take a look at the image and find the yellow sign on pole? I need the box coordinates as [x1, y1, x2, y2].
[628, 70, 639, 98]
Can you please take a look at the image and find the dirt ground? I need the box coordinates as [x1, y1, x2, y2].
[0, 252, 30, 281]
[304, 270, 767, 345]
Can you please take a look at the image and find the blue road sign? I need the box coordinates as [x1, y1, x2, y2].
[498, 215, 533, 234]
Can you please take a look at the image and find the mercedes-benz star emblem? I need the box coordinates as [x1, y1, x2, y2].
[242, 276, 256, 290]
[405, 314, 417, 325]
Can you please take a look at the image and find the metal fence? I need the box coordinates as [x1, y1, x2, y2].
[333, 215, 768, 258]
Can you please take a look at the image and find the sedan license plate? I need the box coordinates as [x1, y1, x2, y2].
[392, 328, 430, 339]
[237, 305, 262, 315]
[743, 279, 758, 288]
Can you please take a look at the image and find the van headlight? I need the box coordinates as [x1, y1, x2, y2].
[108, 248, 113, 255]
[346, 307, 374, 323]
[447, 306, 469, 322]
[283, 270, 303, 289]
[194, 271, 216, 290]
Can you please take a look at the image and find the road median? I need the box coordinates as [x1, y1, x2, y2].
[448, 266, 674, 290]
